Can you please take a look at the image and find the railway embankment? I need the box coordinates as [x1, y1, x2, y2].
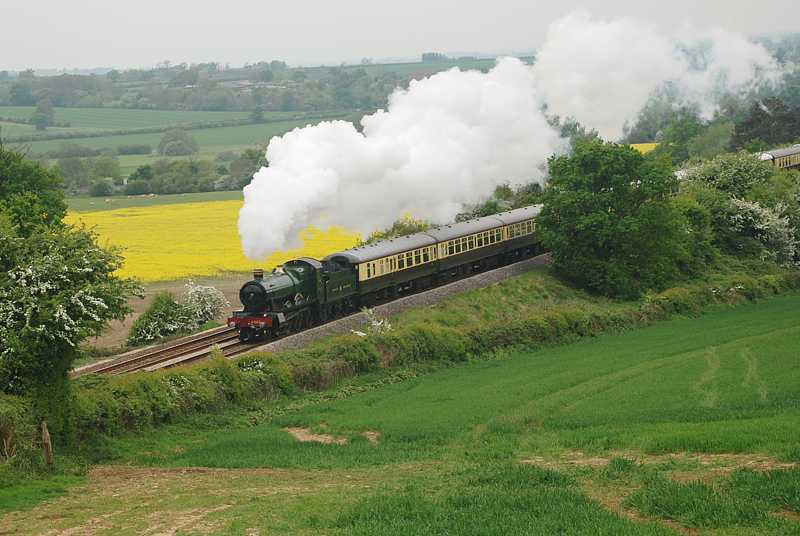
[49, 263, 800, 443]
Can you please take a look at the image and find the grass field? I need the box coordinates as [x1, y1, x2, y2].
[17, 118, 322, 156]
[66, 199, 360, 281]
[2, 293, 798, 534]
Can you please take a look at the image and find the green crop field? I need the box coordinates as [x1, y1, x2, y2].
[16, 118, 322, 158]
[3, 293, 798, 534]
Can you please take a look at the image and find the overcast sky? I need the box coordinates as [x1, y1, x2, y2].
[3, 0, 798, 70]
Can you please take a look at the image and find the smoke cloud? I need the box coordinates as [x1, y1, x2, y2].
[239, 10, 781, 259]
[532, 10, 780, 139]
[239, 58, 564, 259]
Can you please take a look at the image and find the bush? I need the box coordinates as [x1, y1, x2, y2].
[0, 395, 34, 465]
[124, 180, 152, 195]
[116, 144, 152, 155]
[88, 179, 113, 197]
[127, 292, 194, 346]
[182, 281, 229, 324]
[729, 199, 797, 266]
[685, 152, 773, 198]
[157, 129, 198, 156]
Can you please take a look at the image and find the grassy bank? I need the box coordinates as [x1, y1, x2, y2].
[2, 284, 799, 533]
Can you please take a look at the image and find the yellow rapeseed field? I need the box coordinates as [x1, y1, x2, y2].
[66, 200, 360, 282]
[630, 143, 658, 154]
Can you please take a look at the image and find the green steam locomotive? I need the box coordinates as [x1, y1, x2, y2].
[227, 205, 543, 342]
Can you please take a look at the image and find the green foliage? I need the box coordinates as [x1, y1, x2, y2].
[362, 215, 432, 245]
[687, 121, 734, 160]
[0, 145, 66, 234]
[30, 97, 54, 131]
[157, 128, 199, 156]
[87, 179, 113, 197]
[126, 292, 194, 347]
[0, 223, 140, 420]
[686, 151, 774, 198]
[116, 144, 151, 155]
[0, 395, 34, 465]
[732, 98, 800, 149]
[539, 140, 688, 298]
[651, 112, 704, 164]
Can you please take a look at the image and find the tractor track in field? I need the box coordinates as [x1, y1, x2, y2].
[73, 253, 549, 376]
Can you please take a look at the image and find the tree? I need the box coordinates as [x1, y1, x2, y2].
[0, 144, 66, 234]
[92, 156, 121, 180]
[0, 222, 140, 429]
[249, 106, 265, 123]
[8, 82, 35, 106]
[687, 122, 734, 160]
[124, 180, 152, 195]
[88, 179, 113, 197]
[228, 148, 266, 189]
[55, 157, 89, 191]
[30, 97, 54, 130]
[157, 129, 199, 156]
[363, 215, 431, 245]
[651, 113, 705, 165]
[128, 164, 154, 183]
[538, 140, 688, 298]
[731, 98, 799, 149]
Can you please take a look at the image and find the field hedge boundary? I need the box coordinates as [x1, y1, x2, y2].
[2, 269, 799, 458]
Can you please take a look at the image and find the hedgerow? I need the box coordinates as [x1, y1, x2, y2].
[3, 269, 799, 449]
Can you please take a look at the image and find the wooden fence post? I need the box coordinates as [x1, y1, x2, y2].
[41, 420, 53, 467]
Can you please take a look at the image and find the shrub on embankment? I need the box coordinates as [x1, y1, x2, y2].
[2, 268, 800, 454]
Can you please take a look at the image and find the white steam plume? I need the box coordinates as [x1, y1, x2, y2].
[239, 11, 781, 259]
[239, 58, 564, 259]
[532, 10, 780, 139]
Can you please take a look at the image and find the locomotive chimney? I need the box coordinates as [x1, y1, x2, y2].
[253, 268, 264, 280]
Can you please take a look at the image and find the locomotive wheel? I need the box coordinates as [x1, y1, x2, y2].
[239, 328, 254, 343]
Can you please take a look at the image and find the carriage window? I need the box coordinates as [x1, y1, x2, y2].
[398, 256, 405, 269]
[422, 249, 430, 262]
[366, 264, 372, 278]
[415, 250, 422, 264]
[468, 236, 474, 249]
[448, 241, 455, 255]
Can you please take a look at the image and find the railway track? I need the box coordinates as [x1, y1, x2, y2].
[71, 325, 252, 377]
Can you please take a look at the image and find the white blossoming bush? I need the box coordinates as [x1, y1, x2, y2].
[729, 199, 798, 266]
[358, 307, 393, 336]
[182, 281, 229, 325]
[127, 292, 195, 346]
[0, 224, 140, 396]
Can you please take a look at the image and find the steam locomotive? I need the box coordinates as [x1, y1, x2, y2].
[228, 205, 543, 341]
